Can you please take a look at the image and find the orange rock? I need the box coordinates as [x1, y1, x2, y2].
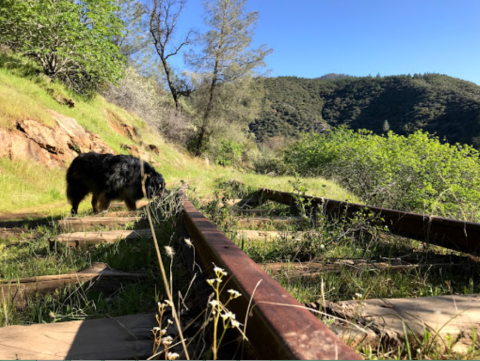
[0, 110, 115, 168]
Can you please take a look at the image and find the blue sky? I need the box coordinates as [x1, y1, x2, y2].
[167, 0, 480, 85]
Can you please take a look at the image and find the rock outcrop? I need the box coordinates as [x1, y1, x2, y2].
[0, 110, 114, 168]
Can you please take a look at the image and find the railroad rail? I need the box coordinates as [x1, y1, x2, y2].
[181, 199, 361, 360]
[238, 183, 480, 256]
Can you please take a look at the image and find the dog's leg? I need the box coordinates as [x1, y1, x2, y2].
[71, 201, 81, 216]
[91, 194, 99, 214]
[98, 194, 111, 213]
[124, 198, 137, 211]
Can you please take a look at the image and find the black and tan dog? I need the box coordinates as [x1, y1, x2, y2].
[66, 152, 165, 215]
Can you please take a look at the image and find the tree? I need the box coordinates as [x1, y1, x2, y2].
[187, 0, 272, 155]
[113, 0, 150, 60]
[383, 120, 390, 132]
[0, 0, 125, 96]
[149, 0, 194, 113]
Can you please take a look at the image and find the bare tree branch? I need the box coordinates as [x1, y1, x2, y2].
[149, 0, 194, 113]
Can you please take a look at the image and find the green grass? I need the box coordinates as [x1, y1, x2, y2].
[0, 200, 190, 327]
[0, 52, 356, 215]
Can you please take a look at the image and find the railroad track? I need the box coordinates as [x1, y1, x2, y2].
[1, 182, 480, 359]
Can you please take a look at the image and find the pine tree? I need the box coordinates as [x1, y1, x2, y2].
[187, 0, 272, 155]
[383, 120, 390, 132]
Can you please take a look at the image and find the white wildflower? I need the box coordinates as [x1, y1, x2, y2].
[209, 300, 219, 307]
[167, 319, 173, 325]
[164, 246, 175, 257]
[161, 336, 173, 346]
[206, 279, 215, 286]
[220, 312, 229, 320]
[213, 265, 225, 273]
[216, 278, 222, 283]
[167, 352, 180, 360]
[231, 319, 242, 328]
[221, 311, 235, 320]
[152, 327, 161, 332]
[184, 238, 193, 247]
[227, 289, 242, 298]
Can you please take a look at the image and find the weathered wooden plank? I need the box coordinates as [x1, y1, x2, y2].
[232, 208, 271, 216]
[109, 200, 149, 210]
[236, 216, 303, 228]
[0, 313, 156, 360]
[0, 263, 146, 305]
[262, 260, 446, 279]
[332, 295, 480, 353]
[58, 216, 144, 232]
[94, 210, 145, 217]
[52, 229, 153, 247]
[232, 229, 319, 242]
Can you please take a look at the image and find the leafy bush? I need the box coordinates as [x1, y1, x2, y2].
[215, 140, 244, 166]
[0, 0, 125, 96]
[285, 128, 480, 221]
[252, 146, 289, 175]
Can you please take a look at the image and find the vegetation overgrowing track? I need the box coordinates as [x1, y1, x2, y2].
[1, 181, 480, 359]
[250, 183, 480, 256]
[181, 198, 361, 359]
[188, 181, 480, 359]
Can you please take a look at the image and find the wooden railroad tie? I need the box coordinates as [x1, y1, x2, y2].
[261, 259, 455, 279]
[51, 229, 153, 248]
[322, 294, 480, 353]
[236, 216, 304, 227]
[0, 313, 156, 360]
[58, 216, 146, 232]
[109, 200, 149, 210]
[231, 229, 320, 242]
[0, 262, 146, 306]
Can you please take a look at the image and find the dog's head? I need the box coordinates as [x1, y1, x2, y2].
[145, 172, 166, 199]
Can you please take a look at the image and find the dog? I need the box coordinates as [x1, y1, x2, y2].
[66, 152, 165, 215]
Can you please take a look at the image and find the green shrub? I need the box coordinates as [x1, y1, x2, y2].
[252, 146, 290, 175]
[215, 140, 244, 166]
[285, 128, 480, 221]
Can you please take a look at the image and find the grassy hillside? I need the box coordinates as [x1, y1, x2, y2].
[251, 74, 480, 146]
[0, 54, 357, 215]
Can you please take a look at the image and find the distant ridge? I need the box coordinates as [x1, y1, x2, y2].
[251, 73, 480, 147]
[315, 73, 357, 80]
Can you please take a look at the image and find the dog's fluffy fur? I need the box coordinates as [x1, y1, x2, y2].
[66, 152, 165, 215]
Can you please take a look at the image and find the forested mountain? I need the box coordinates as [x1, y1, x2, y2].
[251, 74, 480, 146]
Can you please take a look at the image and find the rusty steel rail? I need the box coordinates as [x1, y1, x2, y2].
[182, 200, 361, 360]
[252, 185, 480, 256]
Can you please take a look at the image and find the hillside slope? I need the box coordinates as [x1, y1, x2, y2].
[0, 55, 357, 215]
[251, 74, 480, 146]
